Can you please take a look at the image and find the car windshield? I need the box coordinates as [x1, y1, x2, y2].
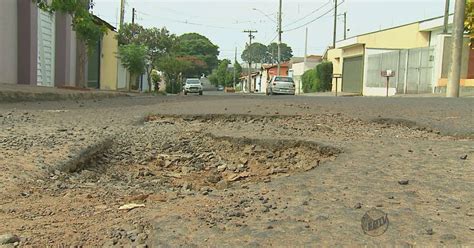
[186, 79, 201, 85]
[274, 77, 293, 82]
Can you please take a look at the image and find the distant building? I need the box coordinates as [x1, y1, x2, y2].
[259, 63, 290, 94]
[325, 15, 474, 96]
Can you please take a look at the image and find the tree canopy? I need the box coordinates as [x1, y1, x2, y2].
[265, 43, 293, 64]
[208, 59, 242, 87]
[158, 56, 191, 94]
[175, 33, 220, 76]
[466, 0, 473, 45]
[118, 44, 148, 90]
[117, 23, 176, 91]
[241, 43, 267, 64]
[241, 42, 294, 65]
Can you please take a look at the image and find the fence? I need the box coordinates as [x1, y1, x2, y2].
[366, 47, 435, 94]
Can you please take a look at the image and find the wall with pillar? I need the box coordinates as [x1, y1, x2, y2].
[17, 0, 38, 85]
[55, 13, 77, 87]
[0, 0, 18, 84]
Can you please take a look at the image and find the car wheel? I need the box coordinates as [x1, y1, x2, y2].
[199, 91, 203, 95]
[184, 91, 187, 95]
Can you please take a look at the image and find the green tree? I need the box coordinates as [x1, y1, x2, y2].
[116, 23, 146, 45]
[175, 33, 220, 75]
[316, 62, 333, 92]
[157, 56, 191, 94]
[216, 59, 232, 86]
[151, 70, 161, 92]
[302, 69, 318, 93]
[265, 43, 293, 64]
[117, 24, 176, 91]
[241, 42, 267, 64]
[466, 0, 473, 45]
[302, 62, 334, 93]
[208, 73, 218, 86]
[118, 44, 148, 91]
[233, 61, 243, 86]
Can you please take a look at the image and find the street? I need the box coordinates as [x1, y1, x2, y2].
[0, 94, 473, 246]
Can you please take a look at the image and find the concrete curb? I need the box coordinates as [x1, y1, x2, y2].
[0, 91, 131, 103]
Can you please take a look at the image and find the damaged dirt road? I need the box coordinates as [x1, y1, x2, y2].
[0, 95, 473, 247]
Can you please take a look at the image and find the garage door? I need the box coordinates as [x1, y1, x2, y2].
[37, 9, 55, 87]
[342, 56, 363, 93]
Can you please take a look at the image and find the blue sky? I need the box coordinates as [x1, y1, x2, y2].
[92, 0, 454, 61]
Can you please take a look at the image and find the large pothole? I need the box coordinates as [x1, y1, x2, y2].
[55, 114, 341, 194]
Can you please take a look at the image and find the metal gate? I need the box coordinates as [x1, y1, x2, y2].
[342, 56, 364, 93]
[37, 9, 55, 87]
[406, 48, 434, 93]
[87, 41, 101, 88]
[117, 58, 128, 89]
[366, 47, 434, 94]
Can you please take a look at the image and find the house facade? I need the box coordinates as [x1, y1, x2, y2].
[326, 15, 474, 96]
[0, 0, 80, 87]
[87, 16, 119, 91]
[260, 63, 290, 93]
[0, 1, 122, 92]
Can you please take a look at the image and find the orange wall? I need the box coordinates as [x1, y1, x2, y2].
[468, 45, 474, 79]
[267, 67, 289, 77]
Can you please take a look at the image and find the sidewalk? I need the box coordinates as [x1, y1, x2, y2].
[300, 91, 474, 98]
[0, 83, 134, 103]
[300, 92, 361, 97]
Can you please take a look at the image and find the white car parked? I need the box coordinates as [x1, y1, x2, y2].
[266, 76, 296, 95]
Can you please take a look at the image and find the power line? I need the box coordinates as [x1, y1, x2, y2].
[284, 0, 345, 33]
[137, 10, 241, 30]
[283, 0, 332, 28]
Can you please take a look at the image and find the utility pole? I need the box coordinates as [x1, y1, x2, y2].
[443, 0, 451, 34]
[244, 30, 257, 93]
[119, 0, 126, 28]
[343, 12, 347, 40]
[447, 0, 466, 97]
[132, 7, 136, 25]
[277, 0, 283, 75]
[302, 27, 308, 95]
[233, 47, 237, 88]
[333, 0, 338, 48]
[304, 27, 308, 65]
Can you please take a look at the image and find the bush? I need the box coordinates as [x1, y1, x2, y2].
[302, 69, 319, 93]
[302, 61, 333, 93]
[316, 62, 333, 92]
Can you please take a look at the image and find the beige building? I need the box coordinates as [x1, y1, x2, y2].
[325, 15, 474, 96]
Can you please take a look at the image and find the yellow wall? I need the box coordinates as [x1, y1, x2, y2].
[100, 29, 118, 90]
[357, 23, 430, 49]
[327, 48, 343, 92]
[342, 45, 364, 58]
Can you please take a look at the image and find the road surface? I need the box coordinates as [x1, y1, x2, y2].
[0, 94, 473, 246]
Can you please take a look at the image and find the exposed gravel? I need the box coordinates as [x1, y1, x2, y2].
[0, 94, 473, 246]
